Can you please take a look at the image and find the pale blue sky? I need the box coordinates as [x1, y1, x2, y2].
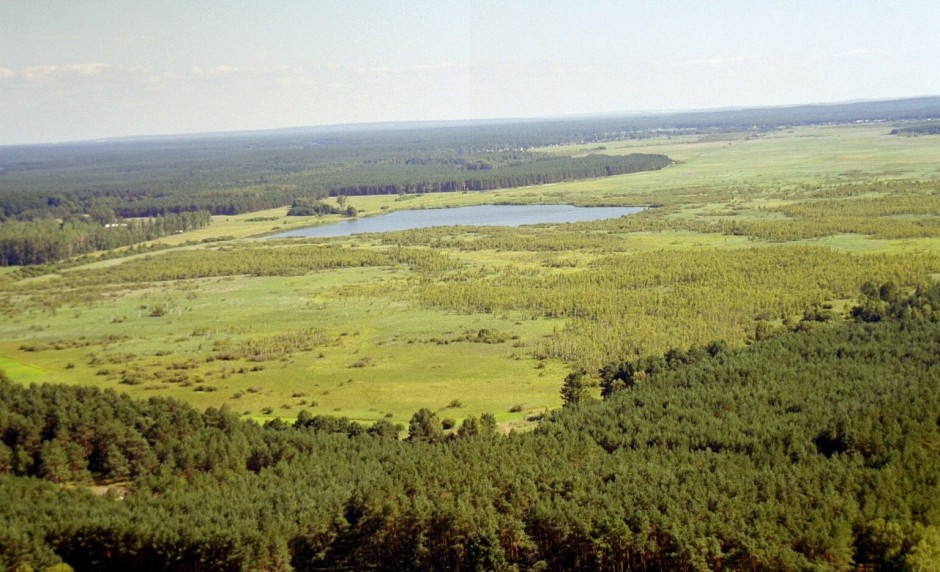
[1, 0, 937, 144]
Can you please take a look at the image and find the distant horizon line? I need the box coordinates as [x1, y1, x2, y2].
[5, 93, 939, 149]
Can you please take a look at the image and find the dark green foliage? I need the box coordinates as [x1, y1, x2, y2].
[286, 198, 343, 217]
[2, 292, 940, 570]
[366, 419, 402, 439]
[851, 280, 940, 323]
[891, 123, 940, 136]
[292, 412, 364, 438]
[0, 211, 211, 266]
[457, 416, 482, 438]
[599, 341, 727, 398]
[407, 408, 444, 443]
[560, 370, 590, 407]
[318, 153, 671, 197]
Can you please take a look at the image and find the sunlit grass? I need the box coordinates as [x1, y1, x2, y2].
[0, 268, 567, 424]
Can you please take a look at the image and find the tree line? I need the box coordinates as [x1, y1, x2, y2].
[0, 152, 669, 221]
[0, 211, 211, 266]
[320, 153, 671, 197]
[891, 123, 940, 136]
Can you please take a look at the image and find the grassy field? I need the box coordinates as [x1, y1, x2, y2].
[544, 124, 940, 189]
[0, 266, 568, 425]
[1, 124, 938, 429]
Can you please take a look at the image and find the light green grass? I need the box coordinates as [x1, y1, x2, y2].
[543, 125, 940, 189]
[0, 267, 566, 424]
[0, 355, 46, 385]
[806, 235, 940, 255]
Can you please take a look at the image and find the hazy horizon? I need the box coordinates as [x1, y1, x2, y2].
[2, 1, 938, 145]
[4, 94, 940, 149]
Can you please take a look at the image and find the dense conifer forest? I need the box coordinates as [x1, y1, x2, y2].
[1, 285, 939, 571]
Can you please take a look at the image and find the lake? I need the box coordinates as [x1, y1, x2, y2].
[268, 204, 643, 239]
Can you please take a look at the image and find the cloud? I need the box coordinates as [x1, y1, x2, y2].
[190, 65, 243, 77]
[23, 63, 109, 80]
[188, 64, 310, 82]
[70, 63, 109, 76]
[23, 65, 59, 80]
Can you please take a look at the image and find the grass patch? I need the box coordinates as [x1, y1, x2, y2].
[0, 355, 47, 385]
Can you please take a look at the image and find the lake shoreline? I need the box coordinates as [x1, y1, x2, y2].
[268, 204, 644, 239]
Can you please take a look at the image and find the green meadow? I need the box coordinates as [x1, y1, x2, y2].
[0, 267, 568, 425]
[1, 124, 938, 428]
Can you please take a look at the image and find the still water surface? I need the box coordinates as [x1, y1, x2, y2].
[269, 204, 643, 239]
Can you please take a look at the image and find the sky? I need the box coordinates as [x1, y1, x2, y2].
[1, 0, 938, 145]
